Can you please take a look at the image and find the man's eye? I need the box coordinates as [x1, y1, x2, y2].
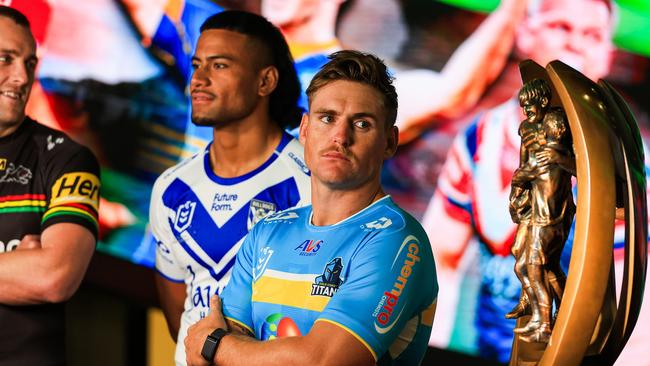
[191, 63, 199, 70]
[213, 63, 226, 69]
[320, 115, 333, 123]
[354, 120, 369, 129]
[0, 55, 9, 63]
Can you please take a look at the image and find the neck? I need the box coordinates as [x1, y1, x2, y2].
[310, 181, 386, 226]
[209, 107, 282, 178]
[0, 118, 24, 139]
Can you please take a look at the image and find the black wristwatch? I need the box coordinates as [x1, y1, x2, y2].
[201, 328, 228, 362]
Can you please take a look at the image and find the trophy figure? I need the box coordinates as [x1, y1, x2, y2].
[508, 78, 576, 344]
[508, 60, 647, 365]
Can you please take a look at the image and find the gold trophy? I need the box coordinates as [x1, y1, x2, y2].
[508, 60, 648, 365]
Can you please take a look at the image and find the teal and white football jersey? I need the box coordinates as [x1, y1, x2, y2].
[222, 196, 438, 365]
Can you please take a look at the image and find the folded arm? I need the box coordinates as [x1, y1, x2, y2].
[0, 223, 95, 305]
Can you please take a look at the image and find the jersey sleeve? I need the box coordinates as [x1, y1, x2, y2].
[42, 144, 100, 239]
[221, 226, 256, 334]
[150, 177, 184, 282]
[434, 120, 477, 224]
[316, 226, 438, 361]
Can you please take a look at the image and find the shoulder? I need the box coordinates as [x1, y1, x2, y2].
[275, 134, 311, 177]
[153, 150, 203, 189]
[259, 205, 309, 226]
[28, 119, 98, 166]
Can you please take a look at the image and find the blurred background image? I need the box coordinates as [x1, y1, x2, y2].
[6, 0, 650, 364]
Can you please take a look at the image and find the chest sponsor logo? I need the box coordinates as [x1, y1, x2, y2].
[262, 313, 302, 340]
[47, 135, 64, 151]
[50, 172, 100, 210]
[311, 257, 344, 297]
[253, 246, 274, 281]
[211, 193, 238, 212]
[0, 163, 32, 185]
[0, 159, 6, 171]
[361, 217, 392, 230]
[248, 199, 276, 230]
[373, 236, 421, 334]
[288, 152, 310, 175]
[174, 200, 196, 232]
[294, 239, 322, 256]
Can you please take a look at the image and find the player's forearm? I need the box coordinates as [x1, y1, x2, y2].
[0, 248, 81, 304]
[435, 0, 527, 118]
[214, 334, 319, 366]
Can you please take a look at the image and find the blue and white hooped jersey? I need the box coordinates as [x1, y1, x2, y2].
[222, 196, 438, 365]
[150, 132, 310, 365]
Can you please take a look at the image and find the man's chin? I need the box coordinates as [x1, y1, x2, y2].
[191, 116, 218, 127]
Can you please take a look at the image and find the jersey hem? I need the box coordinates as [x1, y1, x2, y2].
[225, 316, 254, 335]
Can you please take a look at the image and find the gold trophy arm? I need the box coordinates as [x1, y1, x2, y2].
[595, 80, 648, 364]
[536, 61, 616, 366]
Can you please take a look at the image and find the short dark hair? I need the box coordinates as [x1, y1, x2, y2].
[518, 78, 551, 106]
[306, 50, 398, 127]
[0, 5, 31, 28]
[200, 11, 302, 129]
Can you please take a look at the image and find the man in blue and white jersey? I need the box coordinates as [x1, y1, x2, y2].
[149, 11, 310, 365]
[184, 50, 438, 366]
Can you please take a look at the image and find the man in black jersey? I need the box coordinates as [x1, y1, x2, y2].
[0, 6, 100, 365]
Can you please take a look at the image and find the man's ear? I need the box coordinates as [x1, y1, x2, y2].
[258, 66, 279, 97]
[299, 113, 309, 145]
[384, 125, 399, 159]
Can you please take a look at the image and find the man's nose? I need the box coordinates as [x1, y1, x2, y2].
[331, 121, 352, 146]
[9, 62, 30, 87]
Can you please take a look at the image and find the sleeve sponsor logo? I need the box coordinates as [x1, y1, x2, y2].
[373, 235, 421, 334]
[287, 152, 311, 175]
[311, 257, 344, 297]
[173, 200, 196, 232]
[50, 172, 100, 210]
[0, 159, 6, 171]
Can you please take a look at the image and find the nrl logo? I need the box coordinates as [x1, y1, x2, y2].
[174, 200, 196, 232]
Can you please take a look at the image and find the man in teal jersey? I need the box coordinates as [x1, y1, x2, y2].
[184, 50, 438, 366]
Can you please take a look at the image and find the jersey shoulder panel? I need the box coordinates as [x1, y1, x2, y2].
[275, 135, 311, 178]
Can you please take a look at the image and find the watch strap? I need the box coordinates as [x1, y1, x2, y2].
[201, 328, 228, 362]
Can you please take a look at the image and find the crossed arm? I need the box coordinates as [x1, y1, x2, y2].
[184, 296, 374, 366]
[0, 223, 95, 305]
